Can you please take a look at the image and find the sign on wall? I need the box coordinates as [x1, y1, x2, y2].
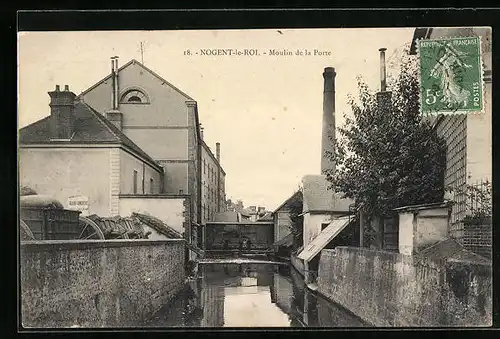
[67, 195, 89, 215]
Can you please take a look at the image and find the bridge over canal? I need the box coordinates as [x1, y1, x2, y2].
[199, 220, 275, 258]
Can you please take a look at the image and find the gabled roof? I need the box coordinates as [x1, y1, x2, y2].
[132, 212, 183, 239]
[78, 59, 194, 101]
[409, 28, 433, 55]
[273, 190, 302, 213]
[19, 101, 162, 171]
[301, 175, 353, 213]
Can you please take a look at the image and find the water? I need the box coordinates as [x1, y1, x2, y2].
[146, 263, 370, 328]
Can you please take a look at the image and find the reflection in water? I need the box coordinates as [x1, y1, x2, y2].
[146, 263, 369, 328]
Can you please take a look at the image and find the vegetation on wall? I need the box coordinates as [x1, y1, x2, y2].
[447, 181, 492, 225]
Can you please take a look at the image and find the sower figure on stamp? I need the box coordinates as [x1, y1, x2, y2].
[429, 43, 473, 109]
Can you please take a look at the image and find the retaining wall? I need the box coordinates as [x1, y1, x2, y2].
[317, 247, 492, 327]
[20, 239, 185, 328]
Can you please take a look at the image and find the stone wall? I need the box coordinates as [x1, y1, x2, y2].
[21, 239, 185, 328]
[317, 247, 492, 327]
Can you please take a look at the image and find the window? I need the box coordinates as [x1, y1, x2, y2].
[133, 170, 138, 194]
[120, 88, 149, 104]
[150, 178, 154, 194]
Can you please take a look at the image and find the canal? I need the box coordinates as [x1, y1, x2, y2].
[146, 262, 370, 327]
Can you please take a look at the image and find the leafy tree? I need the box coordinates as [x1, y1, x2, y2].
[324, 47, 446, 235]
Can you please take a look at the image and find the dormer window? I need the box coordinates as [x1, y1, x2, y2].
[120, 88, 149, 104]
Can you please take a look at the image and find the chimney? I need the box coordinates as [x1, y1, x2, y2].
[379, 48, 387, 92]
[106, 56, 123, 130]
[49, 84, 76, 139]
[200, 125, 204, 140]
[216, 142, 220, 162]
[377, 48, 392, 111]
[111, 56, 120, 109]
[321, 67, 336, 175]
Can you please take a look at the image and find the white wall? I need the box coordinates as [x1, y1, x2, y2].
[303, 213, 334, 249]
[398, 212, 415, 255]
[143, 224, 169, 240]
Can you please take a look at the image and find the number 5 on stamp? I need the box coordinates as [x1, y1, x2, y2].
[418, 36, 483, 115]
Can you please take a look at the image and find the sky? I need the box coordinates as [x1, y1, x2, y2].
[18, 28, 414, 210]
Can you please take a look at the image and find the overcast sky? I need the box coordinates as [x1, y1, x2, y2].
[18, 28, 414, 210]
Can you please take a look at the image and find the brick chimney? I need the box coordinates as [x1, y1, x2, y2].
[321, 67, 336, 175]
[49, 85, 76, 139]
[216, 142, 220, 162]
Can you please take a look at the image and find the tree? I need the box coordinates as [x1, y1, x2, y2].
[324, 46, 446, 228]
[287, 190, 304, 252]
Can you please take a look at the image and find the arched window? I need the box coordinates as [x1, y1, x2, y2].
[120, 88, 149, 104]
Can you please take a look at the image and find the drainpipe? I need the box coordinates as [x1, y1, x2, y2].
[142, 163, 145, 194]
[359, 209, 365, 247]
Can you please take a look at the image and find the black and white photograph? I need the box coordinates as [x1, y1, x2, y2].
[17, 23, 493, 329]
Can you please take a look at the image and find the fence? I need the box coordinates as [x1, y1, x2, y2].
[450, 180, 491, 258]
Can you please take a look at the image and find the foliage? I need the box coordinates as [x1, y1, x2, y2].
[324, 46, 447, 223]
[446, 181, 492, 223]
[287, 190, 304, 252]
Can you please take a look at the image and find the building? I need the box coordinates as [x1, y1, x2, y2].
[271, 191, 301, 254]
[201, 140, 226, 224]
[19, 85, 194, 239]
[300, 175, 353, 250]
[78, 58, 227, 228]
[287, 66, 355, 283]
[19, 85, 163, 217]
[410, 27, 492, 258]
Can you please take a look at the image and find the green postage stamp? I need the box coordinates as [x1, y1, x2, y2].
[418, 36, 483, 115]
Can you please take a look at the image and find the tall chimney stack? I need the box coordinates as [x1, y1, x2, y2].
[200, 125, 204, 140]
[377, 48, 392, 111]
[110, 57, 116, 109]
[49, 85, 76, 139]
[106, 56, 123, 130]
[216, 142, 220, 162]
[379, 48, 387, 92]
[321, 67, 336, 175]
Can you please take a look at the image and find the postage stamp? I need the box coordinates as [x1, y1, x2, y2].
[418, 36, 483, 115]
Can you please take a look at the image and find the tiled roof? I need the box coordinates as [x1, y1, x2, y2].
[19, 101, 161, 171]
[301, 175, 353, 213]
[132, 212, 183, 239]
